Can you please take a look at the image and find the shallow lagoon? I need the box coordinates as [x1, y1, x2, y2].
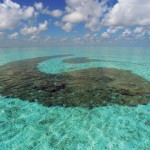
[0, 47, 150, 149]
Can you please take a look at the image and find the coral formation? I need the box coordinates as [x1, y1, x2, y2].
[0, 56, 150, 108]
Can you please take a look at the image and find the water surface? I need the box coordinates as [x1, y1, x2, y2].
[0, 47, 150, 150]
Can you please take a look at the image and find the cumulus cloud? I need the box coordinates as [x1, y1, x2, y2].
[21, 27, 38, 35]
[50, 9, 63, 17]
[62, 22, 73, 32]
[34, 2, 63, 17]
[20, 20, 48, 35]
[122, 29, 132, 38]
[29, 35, 39, 41]
[73, 37, 83, 44]
[115, 27, 150, 40]
[62, 12, 86, 24]
[61, 0, 150, 32]
[34, 2, 43, 10]
[104, 0, 150, 26]
[101, 26, 123, 39]
[43, 9, 63, 17]
[116, 28, 135, 40]
[101, 32, 110, 38]
[54, 21, 62, 27]
[133, 27, 150, 38]
[0, 0, 35, 30]
[107, 26, 123, 34]
[134, 27, 143, 34]
[1, 0, 149, 42]
[62, 0, 108, 31]
[83, 33, 91, 40]
[39, 20, 48, 31]
[8, 32, 18, 39]
[73, 33, 100, 44]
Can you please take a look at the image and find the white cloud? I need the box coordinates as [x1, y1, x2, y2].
[62, 12, 86, 24]
[90, 33, 98, 40]
[54, 21, 62, 27]
[122, 29, 132, 38]
[29, 35, 39, 41]
[62, 22, 73, 32]
[133, 27, 150, 38]
[134, 27, 143, 33]
[43, 9, 63, 17]
[8, 32, 18, 39]
[73, 37, 82, 44]
[83, 33, 91, 39]
[1, 0, 149, 41]
[34, 2, 63, 18]
[101, 32, 110, 38]
[73, 33, 99, 43]
[104, 0, 150, 26]
[107, 26, 123, 34]
[101, 26, 123, 39]
[51, 9, 63, 17]
[122, 29, 131, 36]
[62, 0, 108, 31]
[0, 0, 35, 30]
[21, 26, 38, 35]
[20, 21, 48, 35]
[34, 2, 43, 10]
[39, 20, 48, 31]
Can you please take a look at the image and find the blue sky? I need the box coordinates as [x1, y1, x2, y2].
[0, 0, 149, 47]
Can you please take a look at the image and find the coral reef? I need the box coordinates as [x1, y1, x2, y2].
[0, 56, 150, 108]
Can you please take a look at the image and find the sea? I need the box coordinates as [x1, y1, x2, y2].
[0, 46, 150, 150]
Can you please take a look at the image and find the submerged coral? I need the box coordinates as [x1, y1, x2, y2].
[62, 57, 100, 64]
[0, 56, 150, 108]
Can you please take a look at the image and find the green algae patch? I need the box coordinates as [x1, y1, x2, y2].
[0, 56, 150, 108]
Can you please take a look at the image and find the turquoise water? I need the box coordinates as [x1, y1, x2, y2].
[0, 47, 150, 149]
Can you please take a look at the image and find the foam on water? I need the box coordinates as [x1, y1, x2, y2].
[0, 47, 150, 149]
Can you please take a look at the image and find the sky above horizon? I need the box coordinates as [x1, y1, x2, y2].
[0, 0, 150, 47]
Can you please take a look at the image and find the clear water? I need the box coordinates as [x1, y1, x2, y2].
[0, 47, 150, 150]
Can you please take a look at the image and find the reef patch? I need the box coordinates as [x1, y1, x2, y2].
[0, 56, 150, 108]
[63, 57, 144, 65]
[62, 57, 100, 64]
